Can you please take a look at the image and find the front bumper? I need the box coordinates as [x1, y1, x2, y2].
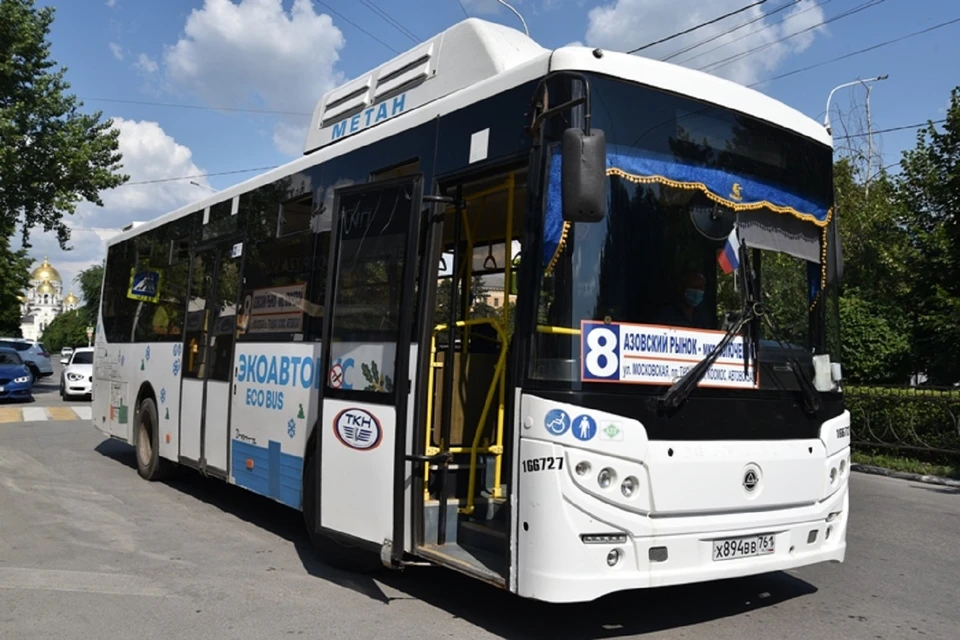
[0, 383, 33, 401]
[64, 377, 93, 396]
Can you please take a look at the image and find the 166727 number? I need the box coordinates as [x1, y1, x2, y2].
[522, 457, 564, 473]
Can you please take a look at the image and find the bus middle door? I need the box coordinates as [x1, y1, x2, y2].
[180, 238, 243, 476]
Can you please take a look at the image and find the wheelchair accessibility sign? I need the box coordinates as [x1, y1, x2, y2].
[127, 269, 162, 303]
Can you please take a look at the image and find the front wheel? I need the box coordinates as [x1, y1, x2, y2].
[135, 397, 173, 481]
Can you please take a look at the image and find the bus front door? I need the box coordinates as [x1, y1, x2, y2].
[180, 238, 243, 476]
[314, 177, 423, 556]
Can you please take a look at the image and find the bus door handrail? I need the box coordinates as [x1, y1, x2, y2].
[425, 317, 508, 515]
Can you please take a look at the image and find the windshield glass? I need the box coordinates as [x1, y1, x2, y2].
[71, 351, 93, 365]
[0, 351, 22, 365]
[529, 75, 836, 388]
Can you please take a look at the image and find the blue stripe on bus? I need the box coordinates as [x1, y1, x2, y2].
[231, 439, 304, 509]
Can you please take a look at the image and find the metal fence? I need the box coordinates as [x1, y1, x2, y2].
[846, 386, 960, 461]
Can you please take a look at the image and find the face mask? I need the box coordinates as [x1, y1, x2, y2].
[684, 288, 704, 307]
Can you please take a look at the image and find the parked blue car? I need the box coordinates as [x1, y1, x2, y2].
[0, 346, 34, 402]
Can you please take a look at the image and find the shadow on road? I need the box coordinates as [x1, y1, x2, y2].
[909, 483, 960, 496]
[94, 439, 819, 638]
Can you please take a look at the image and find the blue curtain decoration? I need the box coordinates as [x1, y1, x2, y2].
[543, 151, 833, 306]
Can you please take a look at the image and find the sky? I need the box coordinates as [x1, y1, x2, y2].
[25, 0, 960, 297]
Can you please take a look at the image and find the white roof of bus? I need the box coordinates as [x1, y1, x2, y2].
[107, 18, 830, 247]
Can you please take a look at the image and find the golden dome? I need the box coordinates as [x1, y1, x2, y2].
[37, 282, 56, 295]
[64, 292, 79, 305]
[31, 257, 61, 283]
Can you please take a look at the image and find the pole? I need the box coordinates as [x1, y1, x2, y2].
[861, 80, 874, 197]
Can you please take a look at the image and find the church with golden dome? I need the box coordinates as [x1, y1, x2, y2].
[19, 258, 80, 341]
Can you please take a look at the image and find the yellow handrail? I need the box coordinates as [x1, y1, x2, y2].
[536, 324, 582, 335]
[426, 316, 508, 515]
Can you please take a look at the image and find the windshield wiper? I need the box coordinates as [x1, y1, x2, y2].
[760, 292, 821, 414]
[659, 240, 758, 412]
[658, 302, 760, 411]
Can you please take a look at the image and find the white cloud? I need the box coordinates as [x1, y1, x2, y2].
[106, 0, 118, 7]
[108, 42, 124, 61]
[161, 0, 345, 156]
[135, 53, 158, 74]
[585, 0, 826, 86]
[23, 119, 209, 294]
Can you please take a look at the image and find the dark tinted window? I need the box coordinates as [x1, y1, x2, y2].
[590, 74, 832, 208]
[0, 351, 22, 365]
[102, 214, 198, 343]
[238, 170, 327, 342]
[326, 179, 417, 392]
[71, 351, 94, 365]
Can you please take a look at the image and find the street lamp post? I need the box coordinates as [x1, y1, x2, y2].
[823, 74, 888, 196]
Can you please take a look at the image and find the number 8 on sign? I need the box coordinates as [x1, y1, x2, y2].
[583, 324, 620, 379]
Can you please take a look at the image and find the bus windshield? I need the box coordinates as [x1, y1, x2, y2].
[529, 75, 837, 387]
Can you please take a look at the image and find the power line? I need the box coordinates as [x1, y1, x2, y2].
[834, 119, 948, 140]
[80, 97, 312, 117]
[118, 166, 279, 187]
[674, 0, 832, 66]
[628, 0, 768, 54]
[456, 0, 469, 19]
[313, 1, 400, 54]
[358, 0, 420, 43]
[752, 16, 960, 86]
[661, 0, 801, 63]
[700, 0, 886, 73]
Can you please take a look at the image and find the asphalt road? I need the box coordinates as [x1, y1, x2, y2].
[0, 396, 957, 639]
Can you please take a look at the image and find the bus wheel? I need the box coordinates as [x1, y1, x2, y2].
[135, 397, 172, 481]
[302, 448, 381, 573]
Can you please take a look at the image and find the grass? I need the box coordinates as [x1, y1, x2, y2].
[852, 451, 960, 480]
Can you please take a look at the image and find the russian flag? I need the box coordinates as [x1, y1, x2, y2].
[718, 227, 740, 275]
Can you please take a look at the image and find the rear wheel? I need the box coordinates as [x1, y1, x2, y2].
[135, 397, 173, 481]
[302, 446, 381, 573]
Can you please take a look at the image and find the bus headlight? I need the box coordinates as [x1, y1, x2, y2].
[575, 461, 592, 477]
[829, 467, 838, 485]
[621, 476, 638, 498]
[597, 468, 616, 489]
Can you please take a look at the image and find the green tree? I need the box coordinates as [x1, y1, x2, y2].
[838, 290, 912, 383]
[1, 0, 128, 249]
[75, 262, 103, 324]
[0, 234, 32, 335]
[895, 87, 960, 384]
[40, 309, 87, 354]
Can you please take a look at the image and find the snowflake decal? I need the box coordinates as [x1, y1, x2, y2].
[172, 360, 181, 377]
[145, 346, 151, 361]
[287, 419, 296, 439]
[173, 343, 182, 357]
[160, 388, 166, 404]
[119, 353, 125, 367]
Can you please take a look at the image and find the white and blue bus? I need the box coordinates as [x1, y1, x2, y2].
[92, 18, 850, 603]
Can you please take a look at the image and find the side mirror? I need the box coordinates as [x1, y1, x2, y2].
[60, 358, 70, 365]
[561, 127, 607, 223]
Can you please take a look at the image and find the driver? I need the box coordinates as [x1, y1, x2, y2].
[654, 270, 711, 329]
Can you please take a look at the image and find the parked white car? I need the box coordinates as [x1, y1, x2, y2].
[60, 347, 94, 399]
[0, 338, 54, 379]
[61, 346, 74, 358]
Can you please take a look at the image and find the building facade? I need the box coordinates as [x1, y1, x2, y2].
[19, 258, 80, 342]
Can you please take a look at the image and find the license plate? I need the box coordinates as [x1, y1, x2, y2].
[712, 534, 776, 561]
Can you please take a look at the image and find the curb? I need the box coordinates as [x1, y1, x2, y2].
[852, 463, 960, 488]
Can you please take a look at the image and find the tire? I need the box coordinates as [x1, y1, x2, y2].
[59, 377, 67, 400]
[135, 397, 173, 481]
[28, 365, 39, 381]
[302, 447, 382, 573]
